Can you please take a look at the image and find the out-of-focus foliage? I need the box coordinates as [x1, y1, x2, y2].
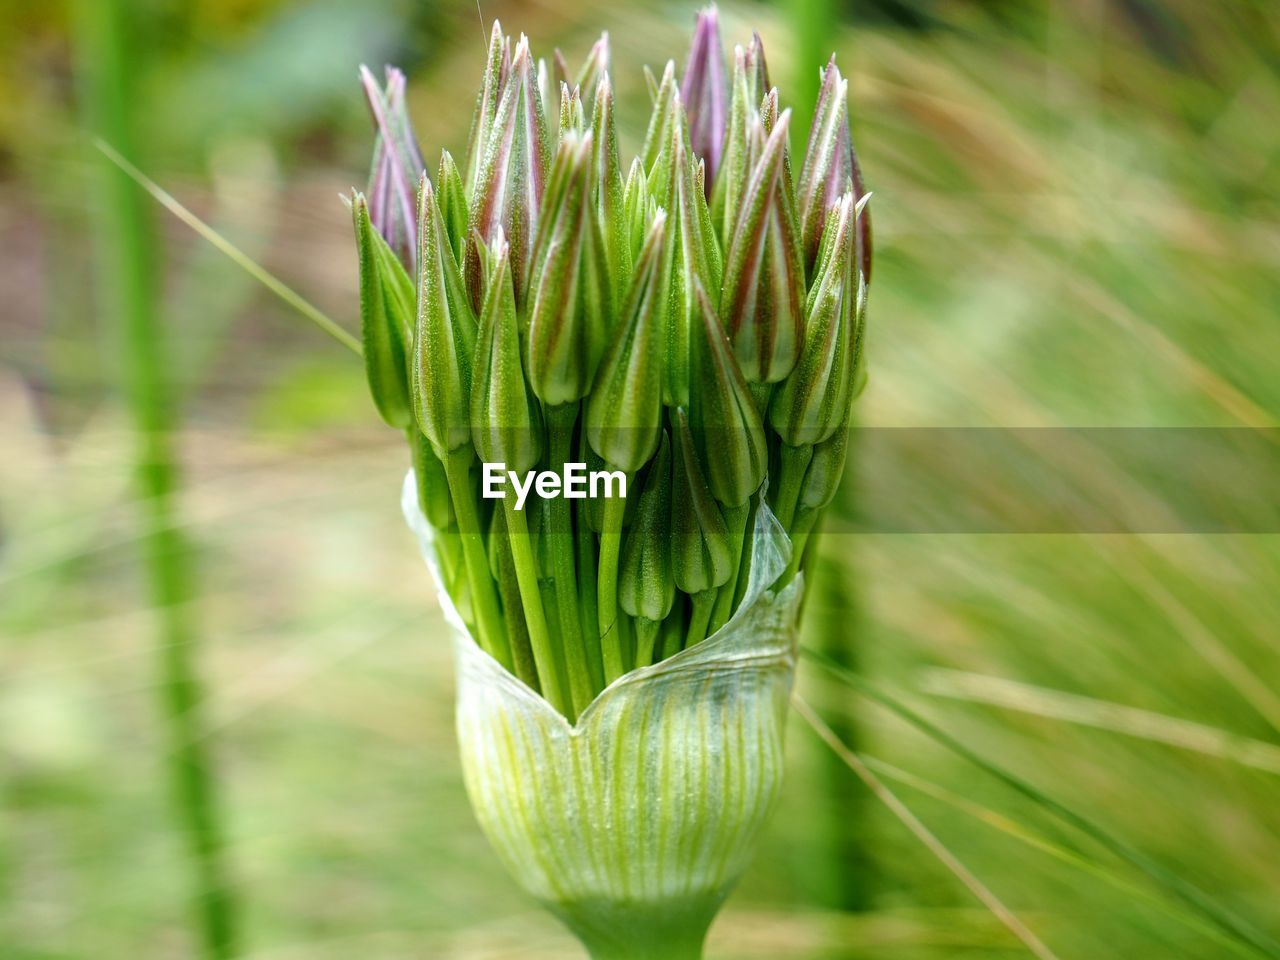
[1, 0, 1278, 958]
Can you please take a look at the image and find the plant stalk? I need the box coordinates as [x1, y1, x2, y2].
[74, 0, 238, 955]
[444, 449, 511, 668]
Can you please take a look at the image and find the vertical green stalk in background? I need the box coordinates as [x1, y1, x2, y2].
[785, 0, 877, 916]
[73, 1, 239, 957]
[787, 0, 830, 152]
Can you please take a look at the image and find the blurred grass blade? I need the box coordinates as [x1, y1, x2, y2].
[920, 668, 1280, 775]
[794, 695, 1062, 960]
[94, 138, 362, 357]
[802, 647, 1280, 960]
[861, 754, 1268, 959]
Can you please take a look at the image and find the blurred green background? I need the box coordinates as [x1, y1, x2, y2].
[2, 0, 1278, 957]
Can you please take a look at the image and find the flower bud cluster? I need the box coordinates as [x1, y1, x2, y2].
[353, 7, 872, 719]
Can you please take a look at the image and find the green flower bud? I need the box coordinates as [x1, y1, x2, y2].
[471, 234, 544, 474]
[797, 413, 849, 518]
[586, 211, 670, 472]
[798, 56, 873, 281]
[619, 431, 675, 622]
[639, 60, 678, 174]
[466, 35, 551, 307]
[680, 7, 727, 192]
[709, 45, 753, 248]
[464, 21, 510, 199]
[359, 65, 426, 274]
[720, 111, 805, 384]
[352, 191, 414, 429]
[744, 31, 770, 103]
[622, 157, 650, 266]
[436, 150, 468, 266]
[671, 407, 732, 594]
[591, 74, 629, 304]
[689, 281, 768, 507]
[769, 191, 860, 447]
[411, 429, 454, 530]
[651, 102, 722, 406]
[558, 81, 585, 137]
[527, 132, 612, 406]
[413, 177, 477, 457]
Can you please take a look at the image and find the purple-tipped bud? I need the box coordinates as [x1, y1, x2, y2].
[360, 65, 426, 273]
[352, 191, 414, 429]
[464, 22, 511, 199]
[719, 111, 805, 384]
[471, 233, 544, 474]
[798, 56, 872, 281]
[586, 212, 671, 472]
[465, 36, 550, 308]
[671, 407, 733, 594]
[769, 192, 862, 447]
[689, 281, 768, 508]
[681, 7, 728, 194]
[413, 177, 478, 457]
[526, 133, 611, 407]
[619, 432, 675, 622]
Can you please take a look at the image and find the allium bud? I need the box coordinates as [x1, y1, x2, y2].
[640, 61, 678, 174]
[586, 211, 670, 472]
[769, 191, 861, 447]
[709, 45, 753, 247]
[557, 81, 585, 137]
[798, 56, 872, 281]
[526, 132, 611, 407]
[413, 177, 477, 457]
[681, 6, 728, 193]
[436, 150, 468, 266]
[360, 65, 426, 274]
[797, 413, 849, 518]
[651, 104, 722, 406]
[720, 111, 805, 384]
[744, 31, 770, 102]
[619, 432, 675, 622]
[352, 191, 413, 429]
[464, 22, 510, 199]
[689, 281, 768, 507]
[471, 233, 544, 474]
[671, 407, 732, 594]
[466, 36, 551, 307]
[591, 74, 629, 301]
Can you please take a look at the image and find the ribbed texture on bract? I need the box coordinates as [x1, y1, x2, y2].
[402, 471, 800, 958]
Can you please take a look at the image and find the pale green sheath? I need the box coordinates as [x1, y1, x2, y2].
[403, 472, 802, 959]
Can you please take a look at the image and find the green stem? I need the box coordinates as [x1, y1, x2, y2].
[503, 499, 569, 715]
[686, 589, 716, 648]
[576, 508, 604, 692]
[708, 500, 750, 634]
[633, 617, 662, 668]
[597, 480, 629, 684]
[660, 603, 686, 660]
[444, 449, 511, 669]
[773, 443, 813, 531]
[781, 509, 820, 586]
[547, 404, 593, 718]
[491, 509, 539, 690]
[75, 1, 237, 956]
